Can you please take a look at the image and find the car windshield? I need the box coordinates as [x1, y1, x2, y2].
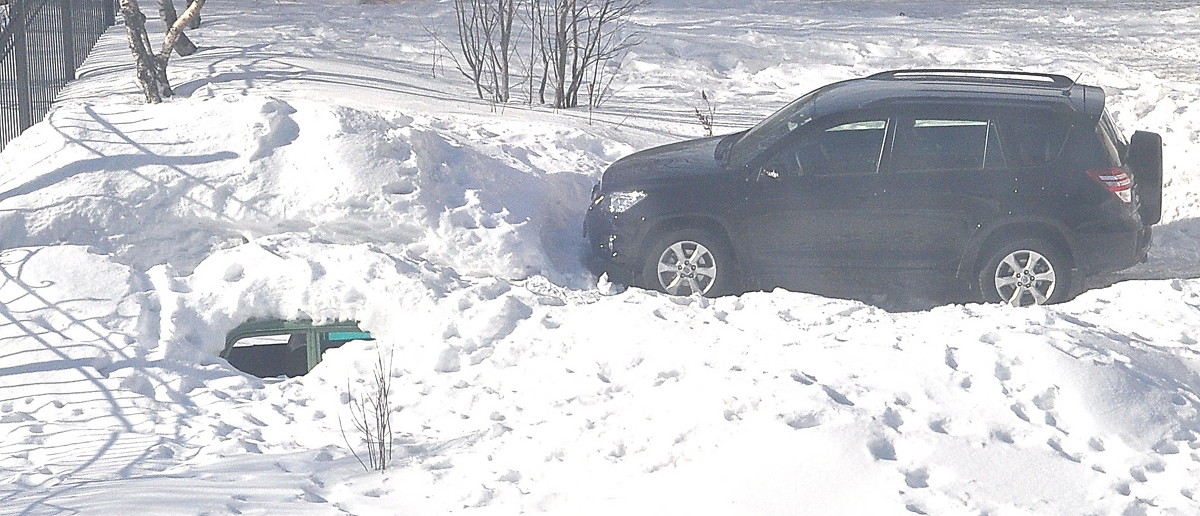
[726, 85, 828, 167]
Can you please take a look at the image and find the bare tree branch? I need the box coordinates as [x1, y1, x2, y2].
[159, 0, 197, 56]
[158, 0, 206, 63]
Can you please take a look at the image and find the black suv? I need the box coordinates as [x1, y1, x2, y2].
[584, 69, 1162, 306]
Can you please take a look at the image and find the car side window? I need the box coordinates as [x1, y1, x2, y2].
[767, 119, 888, 178]
[993, 111, 1070, 167]
[891, 118, 1004, 171]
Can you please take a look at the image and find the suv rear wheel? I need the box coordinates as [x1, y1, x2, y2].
[642, 229, 736, 297]
[978, 239, 1072, 306]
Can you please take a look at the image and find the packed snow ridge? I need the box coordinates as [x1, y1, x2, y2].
[2, 0, 1200, 514]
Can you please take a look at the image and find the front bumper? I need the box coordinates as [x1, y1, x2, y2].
[582, 202, 649, 286]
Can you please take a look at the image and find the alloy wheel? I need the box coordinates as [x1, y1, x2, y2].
[993, 249, 1057, 306]
[655, 240, 718, 296]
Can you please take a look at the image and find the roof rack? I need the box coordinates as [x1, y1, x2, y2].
[867, 69, 1075, 89]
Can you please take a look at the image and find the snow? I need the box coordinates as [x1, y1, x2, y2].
[2, 0, 1200, 514]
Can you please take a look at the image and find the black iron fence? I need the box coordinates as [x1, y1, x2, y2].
[1, 0, 116, 152]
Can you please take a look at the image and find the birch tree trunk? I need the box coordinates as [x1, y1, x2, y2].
[120, 0, 171, 103]
[159, 0, 197, 56]
[185, 0, 201, 29]
[159, 0, 205, 63]
[122, 0, 206, 103]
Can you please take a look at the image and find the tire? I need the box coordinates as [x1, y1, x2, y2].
[977, 239, 1072, 306]
[1129, 130, 1163, 225]
[641, 229, 737, 297]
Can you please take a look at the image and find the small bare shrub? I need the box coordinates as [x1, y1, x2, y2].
[340, 350, 396, 472]
[694, 90, 715, 136]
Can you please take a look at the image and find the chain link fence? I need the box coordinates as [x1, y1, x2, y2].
[1, 0, 116, 152]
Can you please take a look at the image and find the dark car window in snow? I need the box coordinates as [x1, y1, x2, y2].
[994, 110, 1071, 167]
[766, 118, 888, 178]
[223, 320, 373, 378]
[891, 119, 1001, 171]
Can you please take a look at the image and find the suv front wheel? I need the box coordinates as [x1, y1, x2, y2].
[642, 229, 737, 297]
[978, 239, 1073, 306]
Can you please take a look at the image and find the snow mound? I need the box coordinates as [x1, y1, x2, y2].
[4, 242, 1200, 514]
[0, 95, 609, 283]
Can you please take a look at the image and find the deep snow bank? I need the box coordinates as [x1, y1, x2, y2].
[0, 95, 618, 283]
[4, 241, 1200, 514]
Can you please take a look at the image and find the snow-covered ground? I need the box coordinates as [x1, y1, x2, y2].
[2, 0, 1200, 514]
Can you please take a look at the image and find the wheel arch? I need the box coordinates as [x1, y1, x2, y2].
[638, 216, 738, 282]
[958, 219, 1083, 288]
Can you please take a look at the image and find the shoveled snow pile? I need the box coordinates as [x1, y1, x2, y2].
[2, 1, 1200, 515]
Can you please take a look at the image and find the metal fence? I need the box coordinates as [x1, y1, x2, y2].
[1, 0, 116, 152]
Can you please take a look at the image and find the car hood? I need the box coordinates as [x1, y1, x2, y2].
[601, 134, 732, 189]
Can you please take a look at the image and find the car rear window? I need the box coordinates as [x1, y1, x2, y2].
[992, 111, 1071, 167]
[1097, 110, 1128, 166]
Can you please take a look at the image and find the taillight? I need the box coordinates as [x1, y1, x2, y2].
[1087, 167, 1132, 203]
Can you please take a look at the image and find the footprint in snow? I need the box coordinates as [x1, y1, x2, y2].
[223, 264, 244, 282]
[1032, 387, 1057, 410]
[1010, 402, 1031, 423]
[781, 411, 821, 429]
[944, 346, 959, 370]
[1046, 436, 1082, 463]
[789, 371, 816, 385]
[882, 406, 904, 431]
[868, 437, 897, 461]
[904, 467, 930, 488]
[300, 487, 328, 503]
[990, 427, 1015, 444]
[654, 370, 681, 386]
[994, 362, 1012, 382]
[821, 385, 854, 406]
[1129, 466, 1149, 483]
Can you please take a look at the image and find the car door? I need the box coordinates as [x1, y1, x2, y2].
[734, 114, 893, 290]
[879, 106, 1010, 271]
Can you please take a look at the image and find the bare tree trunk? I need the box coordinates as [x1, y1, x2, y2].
[494, 0, 515, 102]
[184, 0, 200, 29]
[158, 0, 206, 66]
[534, 0, 552, 104]
[454, 0, 487, 99]
[120, 0, 171, 103]
[451, 0, 641, 108]
[121, 0, 207, 103]
[159, 0, 197, 56]
[551, 0, 569, 108]
[452, 0, 518, 103]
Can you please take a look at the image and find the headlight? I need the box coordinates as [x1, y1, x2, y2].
[608, 191, 646, 213]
